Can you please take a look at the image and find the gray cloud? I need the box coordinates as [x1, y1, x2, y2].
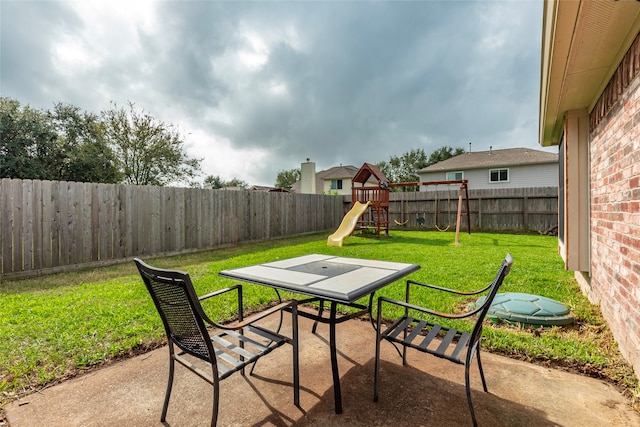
[1, 1, 548, 186]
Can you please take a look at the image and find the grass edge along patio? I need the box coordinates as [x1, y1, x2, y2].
[0, 230, 638, 416]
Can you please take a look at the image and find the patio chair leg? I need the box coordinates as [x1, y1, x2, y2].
[465, 363, 478, 427]
[211, 379, 220, 427]
[476, 347, 488, 393]
[162, 356, 175, 422]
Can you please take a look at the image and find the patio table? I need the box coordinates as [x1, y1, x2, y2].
[219, 253, 420, 414]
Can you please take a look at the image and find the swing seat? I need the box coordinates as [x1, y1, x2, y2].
[435, 224, 450, 232]
[394, 219, 409, 226]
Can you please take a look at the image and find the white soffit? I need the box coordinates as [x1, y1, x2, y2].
[539, 0, 640, 146]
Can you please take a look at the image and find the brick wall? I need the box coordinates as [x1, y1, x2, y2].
[590, 72, 640, 376]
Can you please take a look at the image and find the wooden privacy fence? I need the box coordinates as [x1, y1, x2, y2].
[1, 179, 343, 278]
[383, 186, 558, 232]
[1, 179, 557, 279]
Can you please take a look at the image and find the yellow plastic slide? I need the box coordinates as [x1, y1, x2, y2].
[327, 201, 371, 247]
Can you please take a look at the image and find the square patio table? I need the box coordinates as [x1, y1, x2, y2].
[218, 254, 420, 414]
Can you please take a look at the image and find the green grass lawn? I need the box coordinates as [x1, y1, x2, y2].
[1, 230, 638, 411]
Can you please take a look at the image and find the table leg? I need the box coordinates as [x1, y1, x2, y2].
[329, 301, 342, 414]
[312, 300, 324, 334]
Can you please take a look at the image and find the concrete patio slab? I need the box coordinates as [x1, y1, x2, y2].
[6, 315, 640, 426]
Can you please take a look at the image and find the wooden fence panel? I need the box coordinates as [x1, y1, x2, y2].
[41, 180, 53, 269]
[161, 186, 172, 253]
[0, 179, 555, 279]
[31, 180, 43, 270]
[90, 183, 100, 262]
[22, 180, 34, 271]
[57, 181, 70, 265]
[11, 179, 23, 272]
[82, 183, 93, 263]
[115, 184, 127, 259]
[384, 187, 558, 232]
[1, 180, 17, 272]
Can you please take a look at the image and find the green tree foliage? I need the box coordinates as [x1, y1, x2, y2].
[203, 174, 225, 189]
[48, 102, 121, 183]
[203, 175, 248, 189]
[102, 102, 201, 186]
[275, 168, 301, 189]
[225, 178, 248, 188]
[376, 146, 466, 191]
[0, 97, 57, 179]
[426, 145, 466, 166]
[376, 148, 428, 190]
[1, 98, 121, 183]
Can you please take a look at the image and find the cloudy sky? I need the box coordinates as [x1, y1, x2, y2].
[1, 0, 550, 187]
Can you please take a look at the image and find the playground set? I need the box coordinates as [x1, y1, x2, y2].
[327, 162, 471, 247]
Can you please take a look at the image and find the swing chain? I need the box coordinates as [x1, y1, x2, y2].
[434, 184, 451, 231]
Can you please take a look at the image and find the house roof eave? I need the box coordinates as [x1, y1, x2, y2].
[539, 0, 640, 147]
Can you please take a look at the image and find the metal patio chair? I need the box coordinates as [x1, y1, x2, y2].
[373, 253, 513, 426]
[134, 258, 300, 427]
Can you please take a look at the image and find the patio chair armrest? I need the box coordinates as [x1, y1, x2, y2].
[377, 295, 479, 320]
[406, 279, 491, 296]
[217, 300, 297, 330]
[198, 284, 242, 301]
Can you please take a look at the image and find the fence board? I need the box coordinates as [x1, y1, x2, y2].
[51, 182, 61, 267]
[12, 179, 23, 272]
[68, 182, 81, 265]
[115, 184, 127, 259]
[81, 183, 92, 263]
[22, 180, 34, 271]
[31, 180, 43, 270]
[1, 179, 14, 273]
[91, 184, 100, 261]
[40, 181, 52, 269]
[58, 181, 70, 265]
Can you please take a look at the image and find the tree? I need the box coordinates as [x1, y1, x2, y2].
[426, 146, 466, 166]
[48, 102, 121, 183]
[203, 174, 225, 189]
[376, 148, 428, 190]
[0, 97, 57, 180]
[102, 102, 201, 186]
[275, 168, 301, 189]
[225, 178, 248, 189]
[203, 175, 248, 189]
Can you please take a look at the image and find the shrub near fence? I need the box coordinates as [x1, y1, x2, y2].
[0, 179, 343, 278]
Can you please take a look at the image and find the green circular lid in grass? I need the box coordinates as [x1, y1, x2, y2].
[477, 292, 575, 327]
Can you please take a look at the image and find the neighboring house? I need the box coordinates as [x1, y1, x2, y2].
[539, 1, 640, 376]
[417, 148, 558, 191]
[291, 164, 377, 195]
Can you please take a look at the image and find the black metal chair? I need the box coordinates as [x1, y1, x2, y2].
[373, 253, 513, 427]
[134, 258, 300, 427]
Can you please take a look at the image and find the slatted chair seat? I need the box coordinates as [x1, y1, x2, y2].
[374, 254, 513, 427]
[385, 318, 473, 363]
[135, 258, 300, 427]
[209, 326, 286, 378]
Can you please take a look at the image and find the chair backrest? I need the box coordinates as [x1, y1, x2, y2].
[134, 258, 215, 363]
[468, 253, 513, 349]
